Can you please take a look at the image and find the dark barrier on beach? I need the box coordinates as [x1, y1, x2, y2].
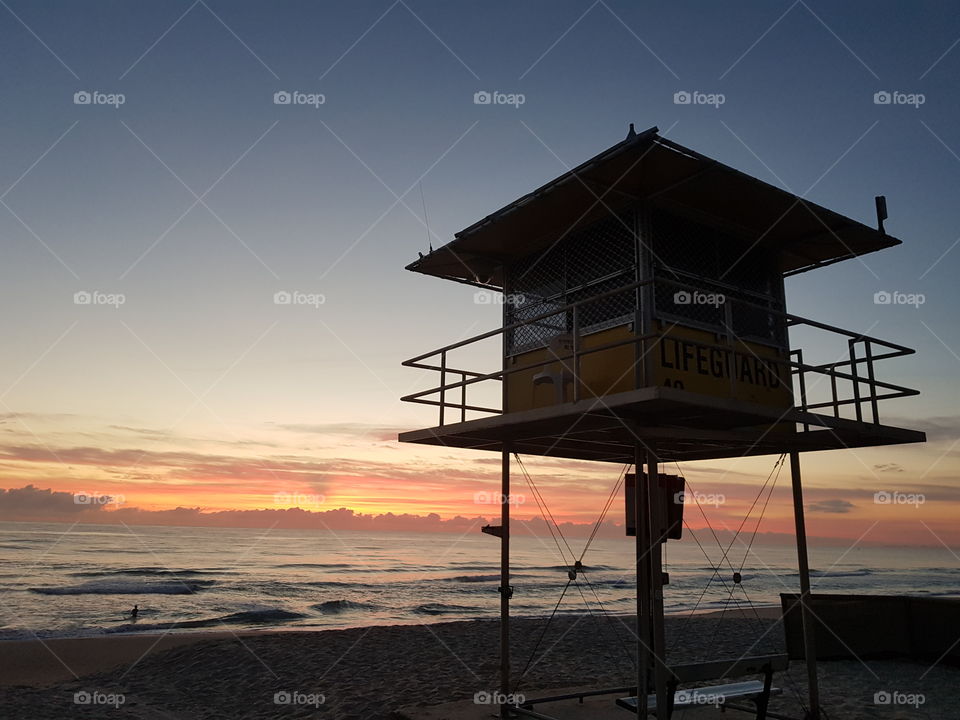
[781, 594, 960, 665]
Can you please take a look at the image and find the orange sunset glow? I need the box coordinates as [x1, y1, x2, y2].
[2, 408, 955, 545]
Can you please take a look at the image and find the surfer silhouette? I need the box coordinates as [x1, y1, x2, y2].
[130, 604, 139, 620]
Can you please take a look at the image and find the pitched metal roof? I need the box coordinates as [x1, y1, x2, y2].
[407, 125, 900, 287]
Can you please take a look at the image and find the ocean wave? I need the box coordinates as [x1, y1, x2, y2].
[274, 563, 354, 570]
[808, 569, 873, 578]
[312, 599, 379, 614]
[105, 608, 307, 633]
[441, 574, 501, 583]
[413, 603, 476, 615]
[69, 568, 226, 578]
[525, 565, 616, 572]
[304, 580, 377, 589]
[221, 608, 308, 624]
[30, 579, 216, 596]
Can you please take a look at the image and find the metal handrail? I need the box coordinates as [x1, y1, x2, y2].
[402, 277, 919, 428]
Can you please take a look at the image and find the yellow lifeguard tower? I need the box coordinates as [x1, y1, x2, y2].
[399, 125, 925, 719]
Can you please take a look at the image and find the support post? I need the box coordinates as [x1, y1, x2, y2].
[790, 451, 821, 719]
[634, 446, 650, 715]
[500, 450, 511, 719]
[647, 447, 669, 717]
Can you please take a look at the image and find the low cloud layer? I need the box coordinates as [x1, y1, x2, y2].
[0, 484, 905, 547]
[808, 498, 856, 514]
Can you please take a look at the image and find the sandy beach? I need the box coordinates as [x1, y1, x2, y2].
[0, 610, 954, 719]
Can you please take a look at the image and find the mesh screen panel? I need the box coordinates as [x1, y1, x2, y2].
[506, 208, 637, 354]
[650, 207, 786, 347]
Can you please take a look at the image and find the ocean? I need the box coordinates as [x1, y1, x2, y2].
[1, 521, 957, 641]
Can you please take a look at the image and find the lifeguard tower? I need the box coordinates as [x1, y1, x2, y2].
[399, 125, 925, 719]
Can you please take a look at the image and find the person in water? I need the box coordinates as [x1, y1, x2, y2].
[130, 604, 138, 620]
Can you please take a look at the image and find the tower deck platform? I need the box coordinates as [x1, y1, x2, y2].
[399, 385, 924, 463]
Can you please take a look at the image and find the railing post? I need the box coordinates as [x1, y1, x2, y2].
[795, 349, 807, 413]
[461, 372, 467, 423]
[793, 349, 809, 432]
[848, 339, 862, 422]
[830, 364, 839, 418]
[864, 340, 879, 424]
[439, 350, 447, 426]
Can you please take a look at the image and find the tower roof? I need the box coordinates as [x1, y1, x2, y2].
[407, 125, 900, 288]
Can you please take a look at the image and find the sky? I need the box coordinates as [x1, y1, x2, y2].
[0, 1, 958, 546]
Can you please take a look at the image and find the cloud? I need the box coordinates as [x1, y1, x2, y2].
[0, 485, 111, 518]
[271, 422, 400, 442]
[808, 499, 855, 514]
[0, 444, 337, 490]
[873, 463, 904, 473]
[0, 484, 595, 535]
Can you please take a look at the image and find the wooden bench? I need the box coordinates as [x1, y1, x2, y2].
[616, 654, 788, 718]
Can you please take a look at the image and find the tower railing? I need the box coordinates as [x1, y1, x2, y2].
[401, 278, 918, 428]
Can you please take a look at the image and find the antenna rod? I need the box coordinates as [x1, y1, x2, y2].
[419, 181, 433, 252]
